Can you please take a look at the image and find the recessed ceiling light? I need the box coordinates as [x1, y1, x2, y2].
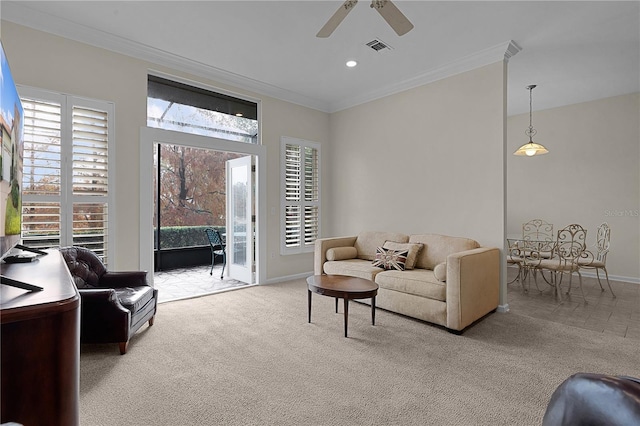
[346, 60, 357, 68]
[235, 113, 243, 117]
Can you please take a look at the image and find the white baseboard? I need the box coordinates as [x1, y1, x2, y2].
[263, 271, 312, 285]
[506, 265, 639, 285]
[579, 270, 640, 285]
[497, 304, 510, 313]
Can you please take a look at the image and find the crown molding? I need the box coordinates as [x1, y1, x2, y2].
[1, 2, 332, 112]
[2, 2, 520, 115]
[504, 40, 522, 62]
[328, 40, 521, 112]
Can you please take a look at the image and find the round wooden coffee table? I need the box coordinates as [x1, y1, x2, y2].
[306, 274, 378, 337]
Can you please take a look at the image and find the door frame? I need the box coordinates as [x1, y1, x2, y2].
[139, 127, 266, 286]
[226, 155, 254, 284]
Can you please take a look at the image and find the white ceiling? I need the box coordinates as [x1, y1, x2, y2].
[2, 1, 638, 116]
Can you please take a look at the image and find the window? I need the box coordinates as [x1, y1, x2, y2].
[19, 87, 113, 263]
[147, 75, 258, 144]
[280, 137, 320, 254]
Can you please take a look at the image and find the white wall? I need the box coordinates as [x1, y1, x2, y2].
[328, 62, 507, 251]
[507, 92, 640, 282]
[1, 21, 330, 279]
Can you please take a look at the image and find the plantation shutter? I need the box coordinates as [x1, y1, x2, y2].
[281, 137, 320, 254]
[19, 87, 113, 264]
[284, 144, 301, 248]
[70, 105, 110, 258]
[303, 146, 319, 245]
[21, 96, 63, 249]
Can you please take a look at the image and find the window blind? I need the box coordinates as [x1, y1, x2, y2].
[281, 137, 320, 254]
[20, 89, 113, 263]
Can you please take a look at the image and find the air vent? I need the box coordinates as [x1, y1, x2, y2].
[366, 38, 393, 52]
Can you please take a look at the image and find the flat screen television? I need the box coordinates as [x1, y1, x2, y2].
[0, 40, 24, 261]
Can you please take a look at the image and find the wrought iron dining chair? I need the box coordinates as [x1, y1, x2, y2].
[205, 228, 226, 279]
[523, 219, 554, 242]
[516, 238, 556, 293]
[507, 238, 525, 288]
[522, 219, 555, 284]
[578, 222, 615, 297]
[536, 224, 588, 303]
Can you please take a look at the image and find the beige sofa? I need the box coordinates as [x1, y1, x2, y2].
[314, 231, 500, 333]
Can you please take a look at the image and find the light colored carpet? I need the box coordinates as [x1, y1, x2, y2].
[80, 279, 640, 426]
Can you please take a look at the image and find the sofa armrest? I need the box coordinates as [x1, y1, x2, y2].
[314, 236, 358, 275]
[99, 271, 148, 288]
[445, 247, 500, 331]
[78, 288, 130, 320]
[79, 288, 119, 303]
[78, 288, 131, 344]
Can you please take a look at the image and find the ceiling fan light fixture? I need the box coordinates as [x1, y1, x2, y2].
[316, 0, 413, 38]
[370, 0, 414, 36]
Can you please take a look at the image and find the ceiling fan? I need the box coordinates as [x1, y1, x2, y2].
[316, 0, 414, 38]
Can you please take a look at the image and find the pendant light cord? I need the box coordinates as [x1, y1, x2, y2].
[526, 85, 537, 142]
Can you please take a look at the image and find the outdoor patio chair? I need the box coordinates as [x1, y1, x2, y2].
[205, 228, 226, 279]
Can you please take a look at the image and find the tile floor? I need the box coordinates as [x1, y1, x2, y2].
[154, 263, 640, 341]
[506, 267, 640, 340]
[154, 263, 248, 303]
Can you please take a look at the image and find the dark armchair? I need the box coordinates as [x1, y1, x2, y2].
[542, 372, 640, 425]
[60, 246, 158, 355]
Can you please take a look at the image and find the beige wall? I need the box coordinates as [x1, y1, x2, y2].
[3, 19, 508, 286]
[1, 22, 147, 270]
[261, 98, 329, 279]
[1, 21, 330, 279]
[507, 92, 640, 281]
[10, 19, 635, 288]
[327, 61, 507, 252]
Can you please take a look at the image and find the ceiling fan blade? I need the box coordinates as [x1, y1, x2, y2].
[316, 0, 358, 38]
[372, 0, 414, 36]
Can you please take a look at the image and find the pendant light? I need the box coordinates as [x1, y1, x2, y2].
[514, 84, 549, 156]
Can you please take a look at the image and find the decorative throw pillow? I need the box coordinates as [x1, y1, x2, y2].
[326, 246, 358, 261]
[372, 246, 409, 271]
[382, 241, 424, 270]
[434, 262, 447, 282]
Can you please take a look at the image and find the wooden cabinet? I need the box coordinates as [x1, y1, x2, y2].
[1, 250, 80, 426]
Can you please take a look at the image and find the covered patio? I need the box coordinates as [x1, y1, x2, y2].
[154, 264, 248, 303]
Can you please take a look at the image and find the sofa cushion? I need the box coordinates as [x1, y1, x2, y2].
[409, 234, 480, 270]
[383, 241, 424, 270]
[323, 259, 384, 281]
[326, 246, 358, 261]
[372, 247, 409, 271]
[434, 262, 447, 282]
[375, 269, 446, 302]
[354, 231, 409, 261]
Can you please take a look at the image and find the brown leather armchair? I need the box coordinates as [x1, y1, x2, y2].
[60, 246, 158, 355]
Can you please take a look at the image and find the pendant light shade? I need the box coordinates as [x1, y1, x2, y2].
[514, 85, 549, 156]
[514, 141, 549, 157]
